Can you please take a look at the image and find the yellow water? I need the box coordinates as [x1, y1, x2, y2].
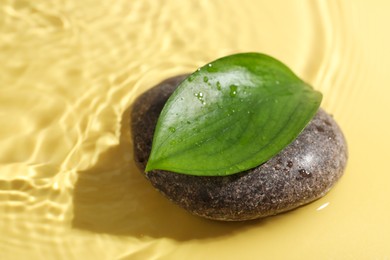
[0, 0, 389, 259]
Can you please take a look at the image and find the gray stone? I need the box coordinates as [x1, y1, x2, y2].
[131, 75, 348, 221]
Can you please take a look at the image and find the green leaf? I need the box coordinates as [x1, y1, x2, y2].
[145, 53, 322, 176]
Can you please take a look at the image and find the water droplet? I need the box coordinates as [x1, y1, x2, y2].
[287, 161, 293, 168]
[206, 63, 218, 72]
[180, 97, 184, 101]
[168, 127, 176, 133]
[194, 92, 204, 101]
[203, 76, 209, 83]
[186, 121, 191, 124]
[188, 74, 195, 82]
[298, 169, 312, 178]
[229, 85, 238, 97]
[216, 81, 222, 90]
[316, 126, 324, 132]
[194, 92, 206, 105]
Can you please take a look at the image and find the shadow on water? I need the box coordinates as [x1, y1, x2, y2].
[72, 105, 264, 241]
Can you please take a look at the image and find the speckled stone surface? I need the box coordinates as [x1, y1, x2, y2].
[131, 75, 348, 221]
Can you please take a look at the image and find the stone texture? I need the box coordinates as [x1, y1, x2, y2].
[131, 75, 348, 221]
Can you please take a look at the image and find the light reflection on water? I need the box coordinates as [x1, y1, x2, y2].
[1, 0, 387, 259]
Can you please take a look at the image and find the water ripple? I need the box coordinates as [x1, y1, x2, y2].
[0, 0, 368, 259]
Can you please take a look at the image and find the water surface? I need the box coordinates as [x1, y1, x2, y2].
[1, 0, 389, 259]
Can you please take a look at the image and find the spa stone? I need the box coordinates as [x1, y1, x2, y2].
[131, 75, 348, 221]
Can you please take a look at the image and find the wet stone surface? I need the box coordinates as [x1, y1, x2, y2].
[131, 75, 348, 221]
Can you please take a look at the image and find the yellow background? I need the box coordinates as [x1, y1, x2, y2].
[0, 0, 389, 259]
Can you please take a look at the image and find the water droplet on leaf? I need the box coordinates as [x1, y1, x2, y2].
[206, 63, 218, 72]
[194, 92, 205, 104]
[216, 81, 222, 90]
[230, 85, 238, 97]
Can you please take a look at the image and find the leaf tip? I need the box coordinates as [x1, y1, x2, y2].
[145, 161, 155, 172]
[145, 155, 165, 172]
